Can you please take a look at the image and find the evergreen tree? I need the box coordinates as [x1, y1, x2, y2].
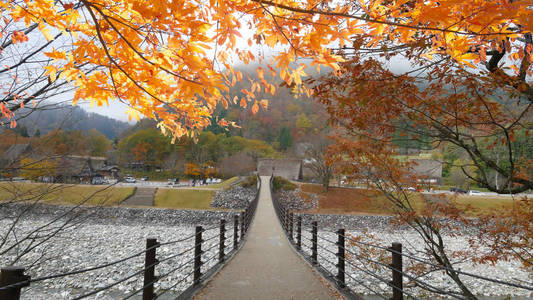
[277, 127, 293, 151]
[18, 126, 29, 137]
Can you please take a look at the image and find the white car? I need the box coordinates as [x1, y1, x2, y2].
[468, 190, 483, 196]
[124, 176, 136, 183]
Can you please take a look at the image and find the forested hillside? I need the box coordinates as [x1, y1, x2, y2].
[6, 106, 130, 139]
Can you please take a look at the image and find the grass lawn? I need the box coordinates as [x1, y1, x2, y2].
[300, 184, 516, 217]
[199, 176, 239, 189]
[452, 195, 515, 216]
[154, 189, 215, 209]
[0, 182, 135, 206]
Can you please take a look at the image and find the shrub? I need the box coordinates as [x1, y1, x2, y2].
[272, 176, 296, 192]
[240, 175, 258, 189]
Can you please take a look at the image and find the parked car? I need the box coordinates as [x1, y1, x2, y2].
[450, 187, 467, 194]
[141, 176, 149, 181]
[468, 190, 483, 196]
[167, 178, 179, 185]
[91, 177, 105, 185]
[124, 176, 136, 183]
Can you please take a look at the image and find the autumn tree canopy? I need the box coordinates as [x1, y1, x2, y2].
[2, 0, 530, 140]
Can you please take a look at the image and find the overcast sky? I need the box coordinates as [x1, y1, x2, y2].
[73, 16, 414, 124]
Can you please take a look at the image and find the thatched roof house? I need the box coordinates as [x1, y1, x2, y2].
[53, 155, 117, 183]
[408, 159, 442, 184]
[257, 158, 302, 181]
[1, 144, 32, 164]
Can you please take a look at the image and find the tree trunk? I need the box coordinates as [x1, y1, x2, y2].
[322, 174, 330, 192]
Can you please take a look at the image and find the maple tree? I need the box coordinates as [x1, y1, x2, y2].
[2, 0, 527, 138]
[303, 1, 532, 297]
[184, 162, 201, 179]
[0, 0, 531, 296]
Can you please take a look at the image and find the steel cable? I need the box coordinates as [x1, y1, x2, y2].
[0, 243, 160, 290]
[72, 258, 160, 300]
[155, 269, 195, 298]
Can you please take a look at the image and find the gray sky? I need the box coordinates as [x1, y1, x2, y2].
[79, 100, 134, 123]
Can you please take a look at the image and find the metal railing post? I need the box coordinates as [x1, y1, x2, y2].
[279, 205, 284, 229]
[194, 226, 203, 285]
[311, 221, 318, 265]
[336, 229, 346, 288]
[142, 238, 158, 300]
[390, 242, 403, 300]
[0, 267, 30, 300]
[219, 219, 226, 263]
[283, 210, 289, 232]
[289, 212, 294, 242]
[297, 216, 302, 250]
[240, 212, 245, 240]
[243, 209, 248, 234]
[233, 215, 238, 248]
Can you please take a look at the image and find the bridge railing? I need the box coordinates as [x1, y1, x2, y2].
[0, 176, 261, 300]
[270, 178, 533, 300]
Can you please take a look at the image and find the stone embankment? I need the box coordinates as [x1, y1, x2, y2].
[210, 185, 256, 209]
[0, 202, 237, 226]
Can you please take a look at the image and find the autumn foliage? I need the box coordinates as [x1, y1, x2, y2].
[2, 0, 531, 141]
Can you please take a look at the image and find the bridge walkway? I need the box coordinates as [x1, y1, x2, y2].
[194, 176, 338, 300]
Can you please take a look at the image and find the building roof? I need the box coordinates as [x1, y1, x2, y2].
[1, 144, 31, 163]
[53, 156, 108, 177]
[409, 159, 442, 178]
[99, 165, 119, 171]
[257, 158, 302, 180]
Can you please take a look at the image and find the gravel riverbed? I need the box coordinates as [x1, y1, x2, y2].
[1, 201, 532, 299]
[0, 206, 240, 300]
[292, 214, 533, 299]
[306, 229, 533, 299]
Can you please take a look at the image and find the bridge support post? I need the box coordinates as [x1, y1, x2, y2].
[279, 205, 283, 229]
[0, 267, 30, 300]
[336, 229, 345, 289]
[289, 212, 294, 242]
[389, 242, 403, 300]
[297, 216, 302, 250]
[219, 219, 226, 263]
[285, 209, 290, 233]
[311, 221, 318, 265]
[240, 212, 245, 240]
[233, 215, 238, 248]
[143, 238, 159, 300]
[194, 226, 203, 285]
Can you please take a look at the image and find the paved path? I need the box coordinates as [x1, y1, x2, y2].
[194, 176, 337, 300]
[120, 187, 156, 206]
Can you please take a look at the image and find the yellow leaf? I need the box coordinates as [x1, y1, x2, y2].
[44, 65, 57, 82]
[38, 23, 53, 41]
[251, 101, 259, 114]
[44, 48, 66, 60]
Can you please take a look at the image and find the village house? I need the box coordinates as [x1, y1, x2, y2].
[0, 145, 119, 184]
[257, 158, 303, 181]
[53, 156, 119, 184]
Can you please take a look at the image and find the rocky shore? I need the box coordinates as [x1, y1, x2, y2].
[0, 202, 238, 226]
[273, 188, 532, 298]
[0, 204, 243, 299]
[210, 185, 257, 209]
[307, 229, 532, 299]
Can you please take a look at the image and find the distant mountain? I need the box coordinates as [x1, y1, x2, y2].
[11, 106, 131, 139]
